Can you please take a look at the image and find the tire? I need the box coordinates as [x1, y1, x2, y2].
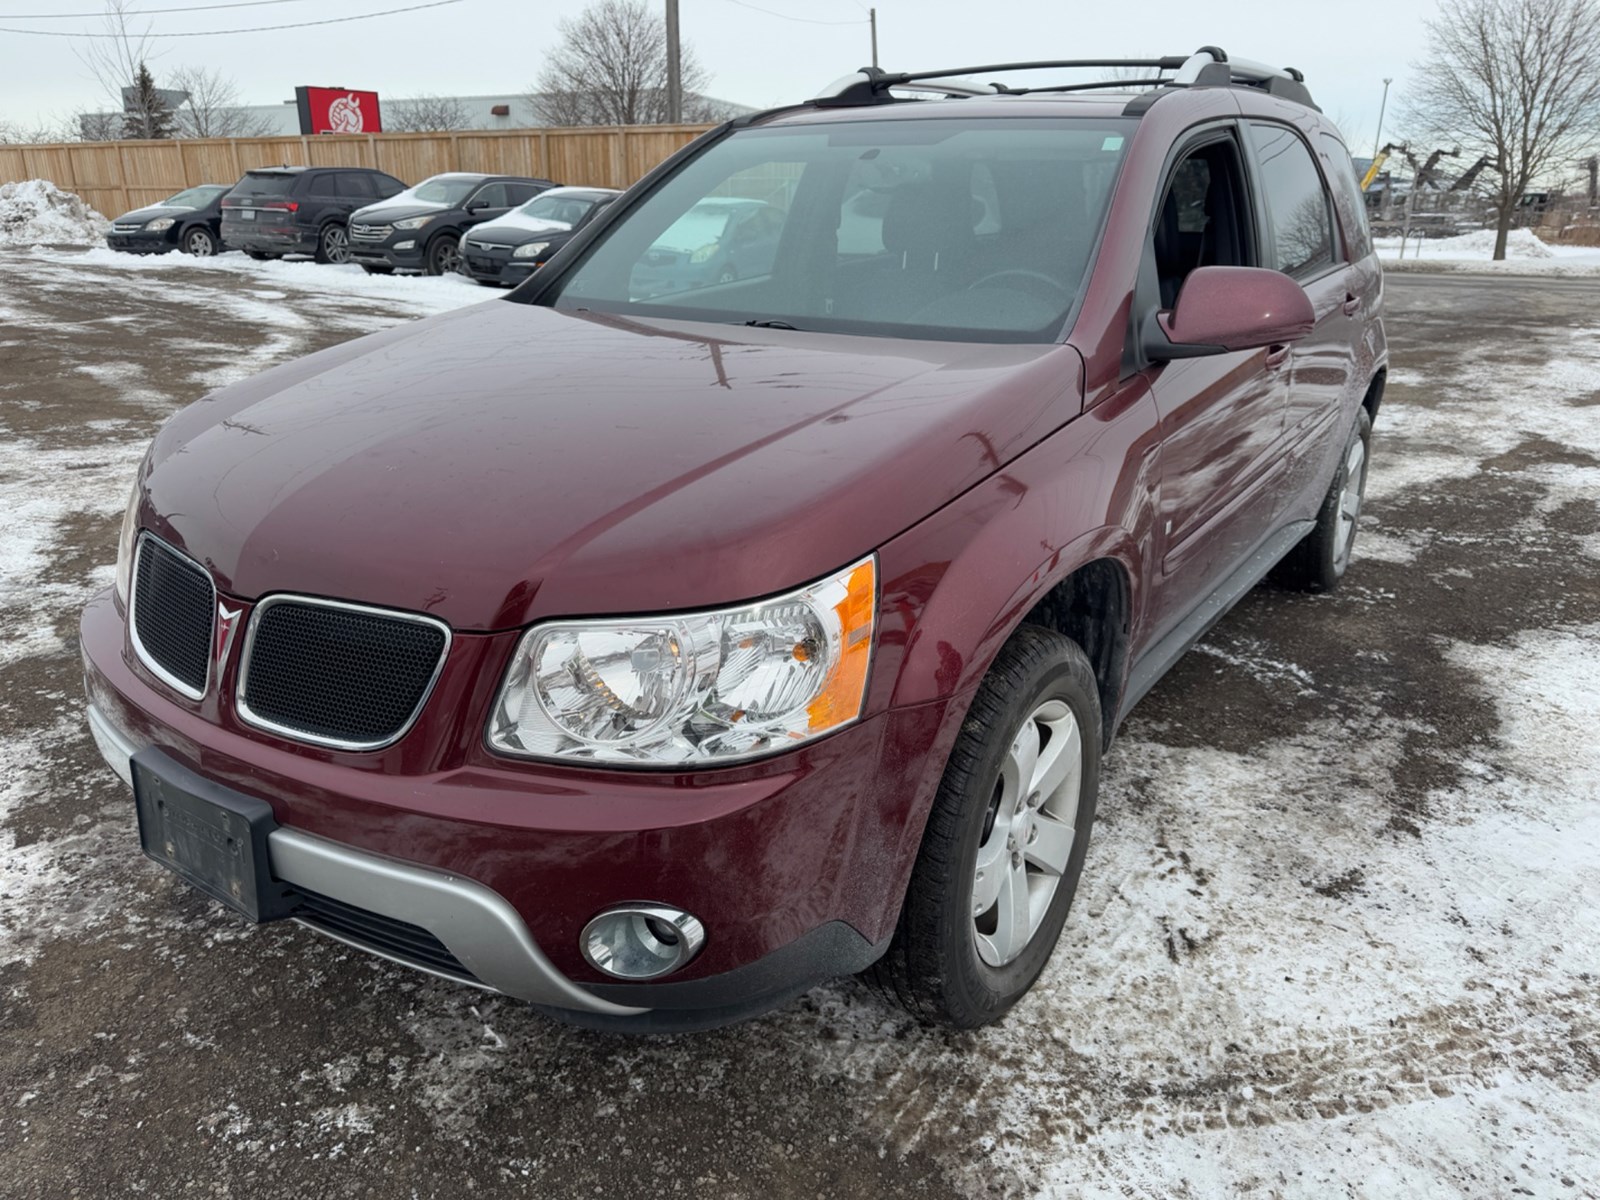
[425, 233, 463, 276]
[181, 227, 217, 257]
[244, 250, 278, 261]
[315, 222, 350, 265]
[360, 264, 394, 276]
[1272, 408, 1372, 593]
[868, 625, 1102, 1028]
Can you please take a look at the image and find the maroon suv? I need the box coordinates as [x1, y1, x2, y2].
[82, 49, 1386, 1031]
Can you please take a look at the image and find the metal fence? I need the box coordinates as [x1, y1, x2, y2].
[0, 124, 715, 218]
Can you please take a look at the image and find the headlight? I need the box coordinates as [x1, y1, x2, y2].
[511, 241, 550, 260]
[488, 557, 876, 766]
[392, 215, 433, 230]
[689, 242, 719, 264]
[113, 478, 141, 607]
[144, 218, 174, 232]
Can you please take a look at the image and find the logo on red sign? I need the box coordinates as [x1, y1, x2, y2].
[295, 87, 382, 136]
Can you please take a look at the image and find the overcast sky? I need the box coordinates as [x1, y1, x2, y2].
[1, 0, 1431, 152]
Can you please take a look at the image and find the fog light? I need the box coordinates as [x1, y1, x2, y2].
[394, 239, 416, 251]
[581, 905, 705, 980]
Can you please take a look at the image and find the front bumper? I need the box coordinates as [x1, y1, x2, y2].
[460, 243, 539, 285]
[106, 230, 175, 253]
[347, 235, 428, 270]
[81, 589, 942, 1025]
[88, 704, 640, 1016]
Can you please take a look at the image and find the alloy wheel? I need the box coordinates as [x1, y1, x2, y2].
[971, 698, 1083, 967]
[185, 229, 216, 257]
[322, 225, 350, 264]
[1334, 437, 1366, 570]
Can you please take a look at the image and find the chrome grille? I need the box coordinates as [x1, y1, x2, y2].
[237, 597, 449, 750]
[129, 535, 215, 700]
[113, 223, 143, 232]
[349, 223, 393, 241]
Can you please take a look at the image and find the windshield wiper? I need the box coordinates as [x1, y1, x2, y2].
[743, 318, 800, 330]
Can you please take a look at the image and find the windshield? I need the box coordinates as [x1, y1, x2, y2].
[162, 185, 225, 209]
[406, 176, 482, 206]
[531, 118, 1133, 342]
[515, 192, 600, 227]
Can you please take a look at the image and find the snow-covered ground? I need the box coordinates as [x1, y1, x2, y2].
[0, 251, 1597, 1197]
[1378, 227, 1600, 275]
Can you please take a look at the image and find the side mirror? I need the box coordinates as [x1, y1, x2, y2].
[1143, 266, 1316, 361]
[466, 200, 487, 213]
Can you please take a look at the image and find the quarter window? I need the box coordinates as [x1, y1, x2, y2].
[1318, 134, 1374, 261]
[1248, 123, 1335, 276]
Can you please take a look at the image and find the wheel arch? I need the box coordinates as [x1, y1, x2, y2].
[1362, 366, 1387, 425]
[1016, 556, 1132, 750]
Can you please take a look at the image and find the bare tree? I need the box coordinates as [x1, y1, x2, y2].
[530, 0, 711, 125]
[169, 66, 275, 138]
[1404, 0, 1600, 258]
[76, 0, 164, 138]
[0, 118, 64, 144]
[75, 110, 123, 142]
[384, 94, 473, 132]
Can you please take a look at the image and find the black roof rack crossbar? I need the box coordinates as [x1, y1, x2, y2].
[812, 48, 1317, 111]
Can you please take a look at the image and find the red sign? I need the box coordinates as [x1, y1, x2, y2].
[295, 87, 382, 136]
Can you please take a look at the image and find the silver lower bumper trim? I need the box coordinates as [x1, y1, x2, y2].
[85, 703, 642, 1016]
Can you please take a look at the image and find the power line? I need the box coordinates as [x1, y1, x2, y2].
[0, 0, 314, 18]
[0, 0, 462, 36]
[718, 0, 866, 26]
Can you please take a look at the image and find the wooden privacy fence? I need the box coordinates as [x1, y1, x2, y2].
[0, 124, 715, 218]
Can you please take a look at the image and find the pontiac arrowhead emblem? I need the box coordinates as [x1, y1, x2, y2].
[215, 603, 243, 671]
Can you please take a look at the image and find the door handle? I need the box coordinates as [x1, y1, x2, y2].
[1264, 344, 1291, 370]
[1342, 292, 1362, 317]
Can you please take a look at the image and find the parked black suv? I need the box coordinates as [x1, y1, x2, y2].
[107, 184, 230, 257]
[345, 173, 559, 276]
[220, 167, 407, 264]
[459, 186, 621, 286]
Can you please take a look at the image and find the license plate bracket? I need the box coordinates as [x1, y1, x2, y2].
[132, 749, 300, 923]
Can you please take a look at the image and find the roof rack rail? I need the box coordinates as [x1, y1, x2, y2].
[812, 47, 1319, 112]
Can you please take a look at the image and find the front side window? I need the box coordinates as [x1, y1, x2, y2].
[531, 118, 1134, 342]
[1248, 123, 1335, 277]
[1152, 136, 1253, 309]
[468, 182, 510, 209]
[409, 176, 481, 206]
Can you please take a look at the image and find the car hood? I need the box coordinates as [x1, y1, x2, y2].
[468, 212, 571, 243]
[115, 205, 193, 223]
[351, 200, 448, 223]
[143, 302, 1084, 630]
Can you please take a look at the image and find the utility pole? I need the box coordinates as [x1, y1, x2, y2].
[665, 0, 683, 123]
[1373, 77, 1392, 160]
[870, 7, 878, 69]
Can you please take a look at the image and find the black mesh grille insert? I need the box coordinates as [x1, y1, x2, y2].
[296, 888, 475, 980]
[132, 537, 214, 695]
[240, 600, 446, 746]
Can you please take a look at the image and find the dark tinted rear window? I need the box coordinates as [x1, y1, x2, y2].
[1319, 133, 1374, 260]
[1248, 123, 1335, 277]
[233, 173, 298, 198]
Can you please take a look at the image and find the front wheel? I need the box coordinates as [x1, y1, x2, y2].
[315, 222, 350, 265]
[868, 625, 1101, 1028]
[1273, 408, 1372, 592]
[425, 233, 462, 276]
[182, 227, 217, 257]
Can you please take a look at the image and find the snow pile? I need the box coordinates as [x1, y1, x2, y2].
[1416, 227, 1554, 258]
[1377, 225, 1600, 274]
[0, 179, 110, 247]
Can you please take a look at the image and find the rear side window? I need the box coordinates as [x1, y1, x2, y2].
[306, 172, 340, 198]
[505, 182, 544, 205]
[1247, 123, 1334, 277]
[232, 173, 296, 198]
[1318, 134, 1374, 261]
[337, 173, 375, 198]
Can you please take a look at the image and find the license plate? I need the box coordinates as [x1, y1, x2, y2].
[240, 209, 256, 221]
[132, 750, 299, 923]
